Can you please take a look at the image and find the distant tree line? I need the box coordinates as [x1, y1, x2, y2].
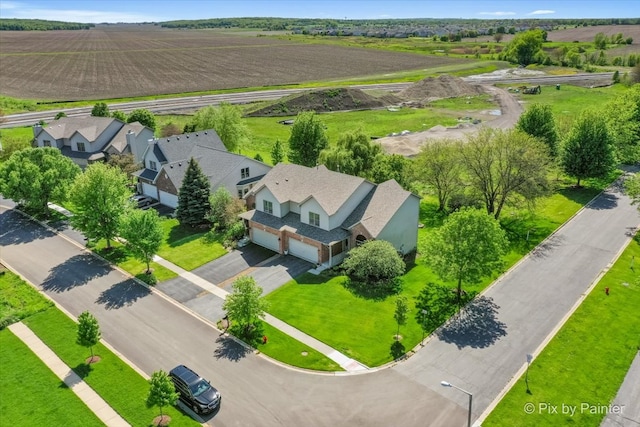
[0, 19, 94, 30]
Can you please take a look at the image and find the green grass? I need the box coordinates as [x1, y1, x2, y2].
[484, 236, 640, 427]
[255, 322, 343, 371]
[157, 218, 227, 270]
[23, 308, 200, 427]
[0, 329, 104, 427]
[0, 268, 53, 329]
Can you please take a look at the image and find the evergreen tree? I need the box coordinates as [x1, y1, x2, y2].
[175, 158, 211, 227]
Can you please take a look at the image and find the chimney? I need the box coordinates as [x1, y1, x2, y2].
[33, 123, 42, 138]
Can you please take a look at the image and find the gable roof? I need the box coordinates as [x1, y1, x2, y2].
[342, 179, 419, 238]
[104, 122, 146, 154]
[41, 116, 123, 140]
[249, 164, 368, 216]
[153, 130, 227, 164]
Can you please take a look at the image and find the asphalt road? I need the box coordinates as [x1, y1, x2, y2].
[1, 171, 637, 427]
[0, 73, 613, 128]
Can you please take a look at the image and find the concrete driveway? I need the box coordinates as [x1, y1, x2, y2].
[156, 243, 313, 323]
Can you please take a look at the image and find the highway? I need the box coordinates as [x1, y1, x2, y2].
[0, 73, 613, 129]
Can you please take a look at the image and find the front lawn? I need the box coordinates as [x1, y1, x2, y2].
[484, 235, 640, 426]
[0, 268, 53, 329]
[156, 218, 227, 271]
[23, 308, 200, 427]
[0, 329, 104, 427]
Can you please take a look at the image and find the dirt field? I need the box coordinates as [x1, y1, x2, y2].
[0, 24, 466, 101]
[474, 24, 640, 45]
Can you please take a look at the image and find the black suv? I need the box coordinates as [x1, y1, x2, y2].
[169, 365, 221, 415]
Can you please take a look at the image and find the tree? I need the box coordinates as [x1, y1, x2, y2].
[460, 128, 551, 219]
[0, 133, 32, 161]
[54, 111, 67, 120]
[160, 122, 182, 137]
[222, 276, 269, 336]
[106, 153, 140, 176]
[415, 282, 459, 332]
[287, 111, 328, 167]
[625, 173, 640, 210]
[394, 296, 408, 339]
[368, 154, 412, 190]
[0, 147, 80, 216]
[253, 153, 263, 162]
[175, 158, 211, 227]
[76, 311, 101, 362]
[127, 108, 156, 130]
[111, 110, 127, 121]
[91, 102, 110, 117]
[146, 370, 179, 421]
[318, 129, 381, 177]
[188, 103, 250, 152]
[422, 208, 508, 307]
[70, 163, 130, 248]
[561, 109, 616, 187]
[504, 29, 545, 65]
[413, 139, 463, 211]
[516, 103, 559, 158]
[270, 139, 286, 164]
[120, 208, 163, 274]
[208, 187, 244, 231]
[594, 32, 609, 50]
[493, 33, 504, 43]
[341, 240, 405, 289]
[603, 85, 640, 164]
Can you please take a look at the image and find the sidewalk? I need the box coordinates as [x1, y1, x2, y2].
[601, 350, 640, 427]
[8, 322, 130, 427]
[152, 254, 368, 372]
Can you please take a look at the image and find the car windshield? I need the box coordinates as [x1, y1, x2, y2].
[189, 379, 211, 397]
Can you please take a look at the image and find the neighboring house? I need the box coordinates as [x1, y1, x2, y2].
[241, 164, 420, 267]
[33, 117, 153, 168]
[134, 129, 271, 208]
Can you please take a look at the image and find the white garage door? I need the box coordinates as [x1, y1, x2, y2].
[252, 229, 279, 252]
[141, 183, 157, 199]
[288, 238, 318, 263]
[159, 190, 178, 208]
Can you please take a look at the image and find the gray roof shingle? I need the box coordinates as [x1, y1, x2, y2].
[42, 117, 123, 140]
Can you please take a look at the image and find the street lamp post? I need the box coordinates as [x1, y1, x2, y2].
[420, 309, 428, 346]
[441, 381, 472, 427]
[525, 353, 533, 394]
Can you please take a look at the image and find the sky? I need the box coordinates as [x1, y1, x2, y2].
[0, 0, 638, 23]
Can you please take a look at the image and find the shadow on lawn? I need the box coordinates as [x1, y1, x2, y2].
[437, 295, 507, 349]
[95, 279, 150, 309]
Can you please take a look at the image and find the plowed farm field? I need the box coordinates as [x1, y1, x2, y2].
[0, 24, 466, 101]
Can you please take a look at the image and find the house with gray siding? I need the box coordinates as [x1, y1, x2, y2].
[134, 129, 271, 208]
[33, 117, 153, 168]
[241, 164, 420, 267]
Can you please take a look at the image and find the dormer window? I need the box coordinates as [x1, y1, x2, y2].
[241, 167, 250, 179]
[149, 160, 157, 171]
[309, 212, 320, 227]
[263, 200, 273, 215]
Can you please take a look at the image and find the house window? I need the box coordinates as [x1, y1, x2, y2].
[238, 189, 243, 198]
[149, 160, 157, 171]
[241, 167, 250, 179]
[77, 142, 86, 152]
[43, 140, 51, 147]
[263, 200, 273, 215]
[309, 212, 320, 227]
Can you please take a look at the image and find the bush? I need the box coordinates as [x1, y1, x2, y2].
[341, 240, 405, 298]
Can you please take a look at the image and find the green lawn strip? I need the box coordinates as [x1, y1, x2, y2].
[0, 268, 53, 328]
[90, 239, 177, 282]
[157, 218, 227, 270]
[255, 322, 343, 371]
[484, 237, 640, 427]
[23, 308, 200, 427]
[0, 329, 104, 427]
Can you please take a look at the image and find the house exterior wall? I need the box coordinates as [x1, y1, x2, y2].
[348, 222, 374, 250]
[35, 130, 63, 149]
[299, 197, 329, 230]
[255, 188, 283, 217]
[69, 120, 121, 153]
[143, 146, 161, 172]
[328, 181, 375, 229]
[376, 195, 420, 254]
[216, 158, 271, 198]
[129, 130, 154, 164]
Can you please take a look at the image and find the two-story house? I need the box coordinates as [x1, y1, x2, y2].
[33, 116, 153, 168]
[241, 164, 420, 267]
[134, 129, 271, 208]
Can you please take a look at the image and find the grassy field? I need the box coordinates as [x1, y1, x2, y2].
[23, 308, 200, 427]
[0, 267, 53, 329]
[156, 218, 227, 270]
[484, 235, 640, 427]
[0, 329, 104, 427]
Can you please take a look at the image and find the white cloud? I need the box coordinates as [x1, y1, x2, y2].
[478, 11, 516, 16]
[0, 1, 22, 11]
[0, 3, 161, 23]
[529, 10, 556, 15]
